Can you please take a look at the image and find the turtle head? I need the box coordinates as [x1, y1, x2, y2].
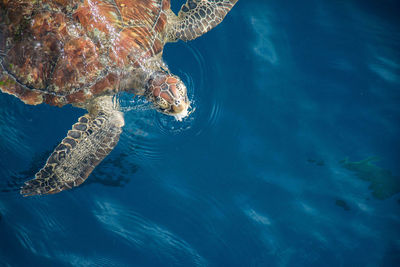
[146, 72, 190, 120]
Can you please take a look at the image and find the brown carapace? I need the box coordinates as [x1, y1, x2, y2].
[0, 0, 238, 196]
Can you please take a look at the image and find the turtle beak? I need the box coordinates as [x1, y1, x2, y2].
[172, 98, 190, 121]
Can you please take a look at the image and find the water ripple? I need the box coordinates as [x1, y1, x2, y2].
[57, 252, 127, 267]
[249, 15, 278, 64]
[94, 199, 208, 266]
[113, 41, 224, 164]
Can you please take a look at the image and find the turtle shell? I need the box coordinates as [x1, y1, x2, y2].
[0, 0, 171, 106]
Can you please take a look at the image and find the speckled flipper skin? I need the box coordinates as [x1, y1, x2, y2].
[21, 96, 124, 196]
[171, 0, 238, 41]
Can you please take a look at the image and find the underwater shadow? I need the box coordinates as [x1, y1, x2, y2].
[0, 149, 137, 195]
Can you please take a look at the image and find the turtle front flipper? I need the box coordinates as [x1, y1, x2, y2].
[20, 96, 124, 196]
[168, 0, 238, 42]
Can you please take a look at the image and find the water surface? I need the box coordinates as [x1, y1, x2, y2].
[1, 0, 400, 266]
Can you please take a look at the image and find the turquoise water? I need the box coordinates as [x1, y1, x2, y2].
[1, 0, 400, 266]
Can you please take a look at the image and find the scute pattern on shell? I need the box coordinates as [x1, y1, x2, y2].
[0, 0, 169, 106]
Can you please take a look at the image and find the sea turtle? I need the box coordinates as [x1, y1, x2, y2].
[0, 0, 238, 196]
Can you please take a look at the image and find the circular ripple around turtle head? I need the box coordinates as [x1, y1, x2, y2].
[115, 41, 223, 164]
[154, 42, 223, 136]
[118, 98, 166, 163]
[188, 42, 223, 134]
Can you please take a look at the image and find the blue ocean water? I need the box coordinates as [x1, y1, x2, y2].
[1, 0, 400, 266]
